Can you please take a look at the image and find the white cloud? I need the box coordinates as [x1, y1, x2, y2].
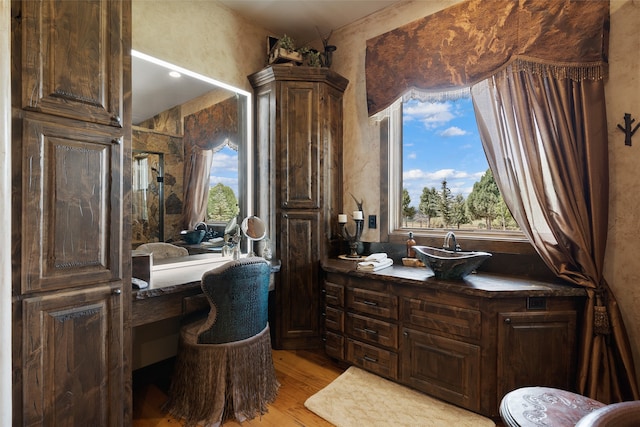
[403, 100, 455, 129]
[439, 126, 467, 137]
[210, 151, 238, 173]
[408, 152, 417, 159]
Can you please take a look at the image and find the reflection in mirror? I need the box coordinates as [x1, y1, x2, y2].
[132, 151, 164, 245]
[131, 51, 252, 246]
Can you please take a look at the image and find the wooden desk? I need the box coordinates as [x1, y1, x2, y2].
[132, 255, 281, 327]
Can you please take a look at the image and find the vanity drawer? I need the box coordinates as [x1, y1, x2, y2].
[401, 297, 481, 340]
[324, 306, 344, 332]
[347, 338, 398, 380]
[324, 331, 345, 360]
[347, 287, 398, 320]
[346, 312, 398, 349]
[324, 281, 344, 307]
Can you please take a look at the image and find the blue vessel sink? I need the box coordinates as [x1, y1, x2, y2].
[413, 245, 492, 280]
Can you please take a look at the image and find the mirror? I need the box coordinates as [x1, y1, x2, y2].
[241, 216, 269, 258]
[241, 216, 267, 241]
[131, 50, 252, 245]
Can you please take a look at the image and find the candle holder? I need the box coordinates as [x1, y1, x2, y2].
[340, 218, 364, 258]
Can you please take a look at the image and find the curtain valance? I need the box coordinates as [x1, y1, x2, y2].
[184, 95, 239, 152]
[365, 0, 609, 115]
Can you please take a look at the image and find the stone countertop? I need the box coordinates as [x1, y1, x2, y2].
[321, 258, 586, 298]
[133, 256, 281, 300]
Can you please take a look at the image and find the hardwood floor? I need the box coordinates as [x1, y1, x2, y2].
[132, 349, 346, 426]
[132, 349, 505, 426]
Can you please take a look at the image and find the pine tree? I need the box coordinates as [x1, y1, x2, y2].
[438, 179, 453, 227]
[418, 186, 439, 228]
[207, 183, 239, 221]
[466, 169, 500, 230]
[402, 188, 416, 226]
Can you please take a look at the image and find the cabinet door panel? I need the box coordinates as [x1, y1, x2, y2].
[22, 285, 124, 426]
[497, 311, 577, 399]
[279, 82, 319, 209]
[276, 211, 321, 347]
[21, 0, 123, 126]
[21, 115, 123, 293]
[402, 328, 481, 411]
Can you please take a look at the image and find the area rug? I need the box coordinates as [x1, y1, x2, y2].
[304, 366, 495, 427]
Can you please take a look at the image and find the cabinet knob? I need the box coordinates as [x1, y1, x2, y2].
[403, 331, 409, 337]
[112, 288, 122, 296]
[283, 213, 289, 219]
[504, 317, 512, 324]
[112, 115, 121, 125]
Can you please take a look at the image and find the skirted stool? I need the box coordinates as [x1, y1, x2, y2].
[163, 257, 280, 427]
[499, 386, 606, 427]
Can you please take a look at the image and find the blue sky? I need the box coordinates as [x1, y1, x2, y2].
[402, 97, 489, 208]
[209, 145, 239, 196]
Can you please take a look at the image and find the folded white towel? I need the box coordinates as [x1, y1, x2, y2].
[357, 257, 393, 271]
[364, 252, 388, 262]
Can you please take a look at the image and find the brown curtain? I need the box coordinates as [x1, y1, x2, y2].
[365, 0, 609, 115]
[182, 96, 239, 230]
[471, 67, 638, 402]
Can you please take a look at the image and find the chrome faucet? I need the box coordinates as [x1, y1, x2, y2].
[443, 231, 461, 251]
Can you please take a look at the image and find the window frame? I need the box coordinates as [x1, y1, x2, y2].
[379, 99, 536, 256]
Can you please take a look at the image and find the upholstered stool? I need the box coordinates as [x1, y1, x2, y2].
[162, 258, 279, 427]
[500, 387, 606, 427]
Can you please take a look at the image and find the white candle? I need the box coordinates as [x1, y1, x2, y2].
[353, 211, 363, 220]
[338, 214, 347, 223]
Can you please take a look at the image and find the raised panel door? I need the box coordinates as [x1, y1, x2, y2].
[20, 0, 124, 126]
[402, 327, 481, 411]
[20, 114, 123, 293]
[279, 81, 319, 210]
[21, 284, 124, 426]
[276, 210, 321, 348]
[497, 311, 577, 399]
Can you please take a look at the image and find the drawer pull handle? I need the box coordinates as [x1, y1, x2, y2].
[504, 318, 512, 324]
[363, 355, 377, 363]
[364, 328, 378, 335]
[112, 288, 122, 296]
[363, 300, 378, 306]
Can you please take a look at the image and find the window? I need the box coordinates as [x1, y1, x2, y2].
[206, 144, 240, 223]
[385, 95, 524, 242]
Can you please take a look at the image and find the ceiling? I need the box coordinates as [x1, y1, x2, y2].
[133, 1, 401, 124]
[218, 0, 402, 44]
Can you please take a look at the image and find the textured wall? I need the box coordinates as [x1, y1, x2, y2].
[605, 0, 640, 386]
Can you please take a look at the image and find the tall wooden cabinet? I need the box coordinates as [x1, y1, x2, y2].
[249, 66, 348, 349]
[11, 0, 131, 424]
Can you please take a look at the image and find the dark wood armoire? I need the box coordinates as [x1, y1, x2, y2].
[11, 0, 132, 424]
[249, 66, 348, 349]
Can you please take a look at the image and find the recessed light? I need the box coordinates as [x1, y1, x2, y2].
[169, 71, 181, 78]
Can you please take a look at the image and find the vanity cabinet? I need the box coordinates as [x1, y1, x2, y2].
[321, 260, 585, 418]
[11, 0, 131, 424]
[249, 66, 348, 349]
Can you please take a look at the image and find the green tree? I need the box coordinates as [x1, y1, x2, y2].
[418, 186, 439, 228]
[438, 179, 453, 227]
[451, 194, 470, 229]
[466, 169, 500, 230]
[496, 197, 517, 230]
[207, 183, 239, 221]
[402, 188, 416, 226]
